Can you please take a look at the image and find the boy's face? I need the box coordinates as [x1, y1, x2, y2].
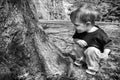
[73, 22, 88, 33]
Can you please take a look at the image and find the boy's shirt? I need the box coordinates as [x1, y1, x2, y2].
[73, 26, 111, 53]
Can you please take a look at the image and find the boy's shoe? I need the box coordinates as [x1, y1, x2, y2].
[62, 53, 77, 62]
[74, 60, 81, 66]
[86, 69, 97, 75]
[74, 57, 84, 66]
[74, 59, 88, 69]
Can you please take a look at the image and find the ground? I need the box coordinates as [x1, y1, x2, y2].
[42, 22, 120, 80]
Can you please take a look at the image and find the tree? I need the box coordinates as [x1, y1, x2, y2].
[0, 0, 73, 80]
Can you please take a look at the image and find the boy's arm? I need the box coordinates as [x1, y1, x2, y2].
[101, 31, 112, 55]
[72, 31, 87, 47]
[102, 35, 112, 50]
[104, 41, 112, 55]
[99, 29, 112, 48]
[73, 39, 79, 43]
[73, 39, 88, 47]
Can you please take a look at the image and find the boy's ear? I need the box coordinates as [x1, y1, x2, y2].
[86, 21, 91, 25]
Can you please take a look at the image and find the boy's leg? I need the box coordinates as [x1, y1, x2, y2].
[73, 44, 86, 66]
[73, 44, 85, 59]
[84, 47, 101, 72]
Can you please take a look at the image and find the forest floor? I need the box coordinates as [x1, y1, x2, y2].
[70, 24, 120, 80]
[43, 22, 120, 80]
[0, 21, 120, 80]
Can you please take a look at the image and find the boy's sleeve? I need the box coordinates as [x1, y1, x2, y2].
[72, 31, 77, 39]
[102, 32, 112, 48]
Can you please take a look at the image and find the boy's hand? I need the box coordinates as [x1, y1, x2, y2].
[101, 49, 111, 60]
[76, 40, 87, 47]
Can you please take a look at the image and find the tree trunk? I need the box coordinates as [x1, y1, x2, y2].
[0, 0, 73, 80]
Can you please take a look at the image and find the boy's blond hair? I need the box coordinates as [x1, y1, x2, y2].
[70, 4, 99, 25]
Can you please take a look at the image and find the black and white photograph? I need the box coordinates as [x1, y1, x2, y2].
[0, 0, 120, 80]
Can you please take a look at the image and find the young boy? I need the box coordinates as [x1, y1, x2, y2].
[70, 4, 111, 75]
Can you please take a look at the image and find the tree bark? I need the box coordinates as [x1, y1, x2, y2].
[0, 0, 73, 80]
